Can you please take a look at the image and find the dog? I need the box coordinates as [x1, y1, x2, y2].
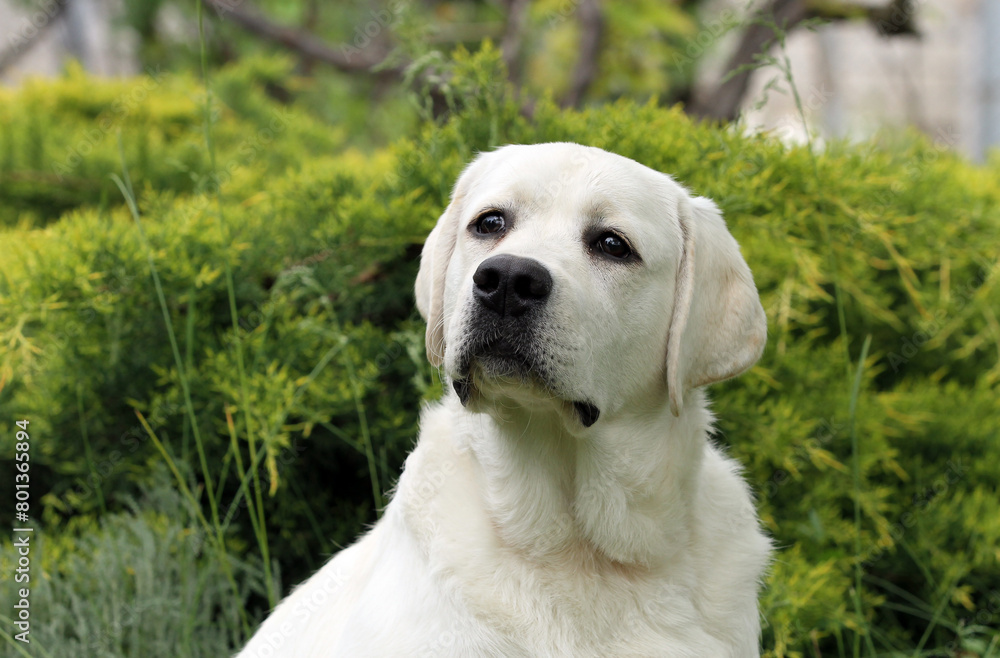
[238, 143, 771, 657]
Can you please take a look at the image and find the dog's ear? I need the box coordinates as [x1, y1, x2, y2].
[415, 201, 460, 367]
[415, 162, 480, 367]
[666, 195, 766, 416]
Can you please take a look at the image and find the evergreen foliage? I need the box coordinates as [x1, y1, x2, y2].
[1, 49, 998, 655]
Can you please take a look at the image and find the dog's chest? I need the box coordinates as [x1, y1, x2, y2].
[342, 505, 729, 657]
[345, 562, 727, 657]
[449, 555, 732, 656]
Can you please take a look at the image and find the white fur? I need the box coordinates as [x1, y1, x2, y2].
[238, 143, 771, 657]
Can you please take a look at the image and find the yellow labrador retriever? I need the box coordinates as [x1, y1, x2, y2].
[239, 143, 771, 657]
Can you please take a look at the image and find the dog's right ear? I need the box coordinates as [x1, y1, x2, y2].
[415, 160, 481, 367]
[415, 205, 458, 367]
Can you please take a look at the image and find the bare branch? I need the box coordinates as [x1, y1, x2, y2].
[206, 0, 538, 120]
[561, 0, 605, 108]
[203, 0, 403, 76]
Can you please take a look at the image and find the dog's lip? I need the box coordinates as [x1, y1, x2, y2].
[455, 337, 533, 381]
[452, 374, 600, 428]
[468, 335, 522, 358]
[454, 334, 599, 426]
[572, 401, 600, 427]
[453, 377, 472, 405]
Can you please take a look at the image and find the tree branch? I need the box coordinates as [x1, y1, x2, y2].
[204, 0, 403, 76]
[205, 0, 538, 120]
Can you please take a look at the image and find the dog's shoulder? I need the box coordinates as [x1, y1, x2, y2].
[394, 395, 477, 522]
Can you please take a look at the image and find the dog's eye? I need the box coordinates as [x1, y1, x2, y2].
[595, 232, 632, 259]
[473, 212, 506, 235]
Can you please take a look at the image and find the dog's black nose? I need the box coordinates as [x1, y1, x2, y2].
[473, 255, 552, 317]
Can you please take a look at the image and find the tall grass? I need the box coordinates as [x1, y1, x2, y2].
[743, 19, 877, 654]
[195, 0, 277, 609]
[111, 146, 254, 638]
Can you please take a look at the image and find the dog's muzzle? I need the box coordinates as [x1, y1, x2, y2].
[454, 255, 601, 427]
[460, 254, 552, 380]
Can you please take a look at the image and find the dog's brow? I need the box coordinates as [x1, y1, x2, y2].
[470, 198, 516, 215]
[587, 200, 614, 221]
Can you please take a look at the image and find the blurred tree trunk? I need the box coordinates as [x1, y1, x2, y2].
[688, 0, 808, 121]
[500, 0, 531, 87]
[561, 0, 604, 108]
[0, 0, 67, 75]
[688, 0, 917, 122]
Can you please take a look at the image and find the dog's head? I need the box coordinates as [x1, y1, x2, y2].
[415, 143, 765, 428]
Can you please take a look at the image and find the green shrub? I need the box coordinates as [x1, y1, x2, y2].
[0, 469, 267, 656]
[1, 48, 998, 655]
[0, 56, 343, 228]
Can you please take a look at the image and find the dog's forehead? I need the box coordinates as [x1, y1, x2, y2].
[463, 143, 678, 220]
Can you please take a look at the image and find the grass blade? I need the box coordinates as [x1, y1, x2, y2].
[0, 620, 55, 658]
[136, 409, 251, 635]
[848, 333, 874, 657]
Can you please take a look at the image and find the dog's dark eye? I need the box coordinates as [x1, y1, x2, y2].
[473, 212, 506, 235]
[595, 232, 631, 259]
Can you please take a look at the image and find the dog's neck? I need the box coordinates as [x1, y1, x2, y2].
[457, 389, 711, 569]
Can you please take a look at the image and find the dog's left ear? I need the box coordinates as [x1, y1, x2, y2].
[666, 195, 767, 416]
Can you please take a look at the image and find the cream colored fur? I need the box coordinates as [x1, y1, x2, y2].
[238, 143, 771, 657]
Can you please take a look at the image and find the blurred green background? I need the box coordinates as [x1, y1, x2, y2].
[0, 1, 999, 656]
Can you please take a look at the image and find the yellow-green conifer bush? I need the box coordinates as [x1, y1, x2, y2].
[1, 49, 998, 655]
[0, 56, 343, 228]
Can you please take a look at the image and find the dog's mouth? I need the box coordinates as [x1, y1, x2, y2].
[572, 401, 600, 427]
[454, 376, 600, 428]
[456, 330, 539, 381]
[453, 335, 600, 427]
